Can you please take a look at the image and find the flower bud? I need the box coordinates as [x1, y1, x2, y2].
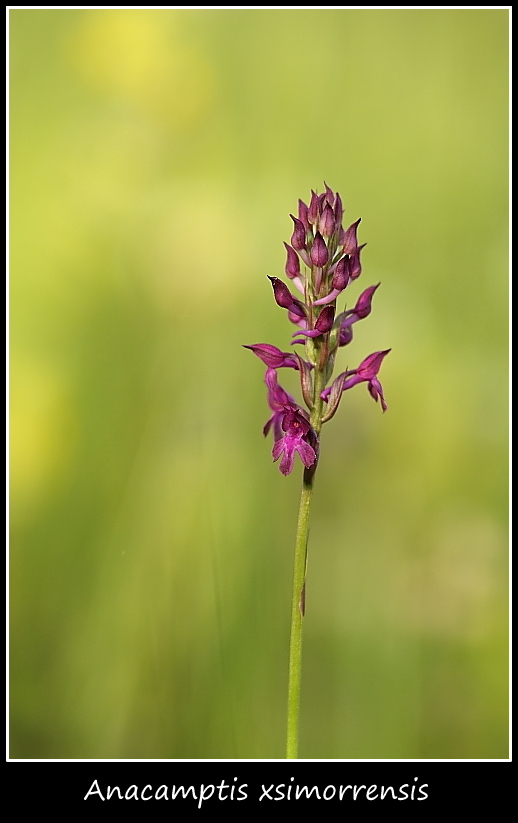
[331, 255, 350, 291]
[349, 243, 366, 280]
[342, 218, 361, 255]
[352, 283, 379, 319]
[333, 192, 343, 226]
[291, 304, 335, 342]
[310, 232, 328, 267]
[323, 182, 335, 207]
[308, 190, 320, 224]
[243, 344, 299, 370]
[338, 323, 353, 347]
[284, 242, 301, 279]
[314, 304, 335, 334]
[290, 215, 307, 250]
[298, 199, 310, 231]
[318, 204, 336, 238]
[268, 275, 293, 308]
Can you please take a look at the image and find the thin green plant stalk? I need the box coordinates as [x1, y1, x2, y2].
[285, 468, 313, 759]
[286, 364, 324, 759]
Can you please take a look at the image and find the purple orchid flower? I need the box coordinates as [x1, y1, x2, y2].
[272, 407, 317, 476]
[321, 349, 391, 411]
[335, 283, 380, 345]
[262, 367, 297, 440]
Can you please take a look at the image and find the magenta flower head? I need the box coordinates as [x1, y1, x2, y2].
[245, 185, 389, 474]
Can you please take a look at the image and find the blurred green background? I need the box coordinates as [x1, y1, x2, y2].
[10, 9, 508, 759]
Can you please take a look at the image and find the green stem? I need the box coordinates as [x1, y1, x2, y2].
[286, 365, 324, 759]
[286, 469, 314, 759]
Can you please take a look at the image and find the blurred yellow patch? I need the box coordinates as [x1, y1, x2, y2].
[67, 10, 214, 128]
[10, 360, 77, 519]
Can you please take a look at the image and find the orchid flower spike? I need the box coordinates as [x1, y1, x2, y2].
[244, 186, 389, 473]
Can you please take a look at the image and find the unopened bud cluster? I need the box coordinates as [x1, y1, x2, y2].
[245, 185, 389, 475]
